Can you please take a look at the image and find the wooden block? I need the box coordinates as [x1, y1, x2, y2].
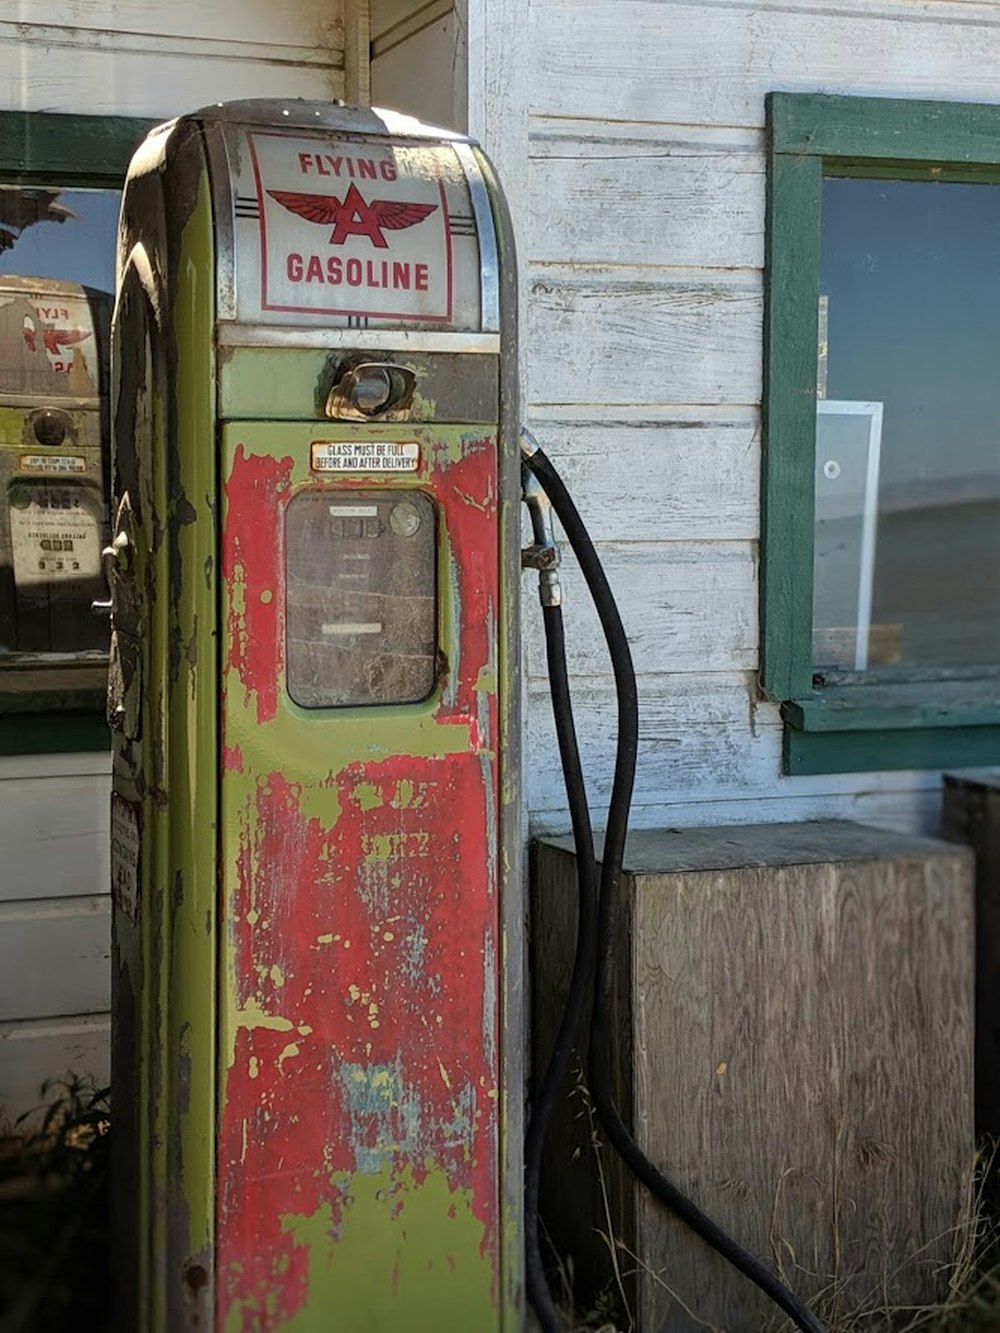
[531, 822, 974, 1331]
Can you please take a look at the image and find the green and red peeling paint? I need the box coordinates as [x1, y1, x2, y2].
[218, 433, 502, 1329]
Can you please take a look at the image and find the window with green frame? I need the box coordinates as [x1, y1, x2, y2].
[763, 92, 1000, 776]
[0, 111, 153, 756]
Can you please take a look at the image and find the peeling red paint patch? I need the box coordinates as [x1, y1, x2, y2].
[435, 442, 498, 731]
[223, 744, 244, 773]
[219, 755, 500, 1324]
[218, 434, 503, 1326]
[223, 445, 292, 723]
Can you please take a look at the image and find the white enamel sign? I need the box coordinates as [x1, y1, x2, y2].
[19, 454, 87, 474]
[226, 128, 484, 331]
[249, 131, 451, 322]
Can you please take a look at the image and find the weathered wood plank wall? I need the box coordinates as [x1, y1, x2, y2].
[0, 3, 343, 116]
[370, 0, 464, 130]
[515, 0, 1000, 833]
[0, 754, 113, 1118]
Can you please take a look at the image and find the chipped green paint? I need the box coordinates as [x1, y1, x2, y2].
[391, 778, 422, 809]
[223, 994, 297, 1072]
[353, 782, 384, 811]
[275, 1169, 494, 1333]
[476, 664, 498, 694]
[110, 123, 219, 1331]
[167, 164, 219, 1298]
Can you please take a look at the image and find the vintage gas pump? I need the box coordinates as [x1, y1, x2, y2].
[108, 101, 520, 1332]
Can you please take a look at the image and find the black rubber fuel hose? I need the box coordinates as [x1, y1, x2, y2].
[524, 604, 601, 1333]
[522, 439, 826, 1333]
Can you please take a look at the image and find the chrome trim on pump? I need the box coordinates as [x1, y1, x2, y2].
[205, 124, 238, 323]
[215, 324, 500, 354]
[454, 142, 500, 334]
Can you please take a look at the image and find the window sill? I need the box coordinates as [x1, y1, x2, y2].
[782, 681, 1000, 732]
[781, 682, 1000, 775]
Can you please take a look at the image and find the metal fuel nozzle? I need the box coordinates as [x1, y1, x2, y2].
[520, 463, 562, 607]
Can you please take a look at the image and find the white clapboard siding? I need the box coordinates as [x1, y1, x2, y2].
[526, 264, 761, 407]
[370, 1, 464, 131]
[7, 2, 343, 47]
[529, 121, 765, 270]
[0, 772, 110, 903]
[525, 678, 782, 807]
[371, 14, 464, 131]
[528, 781, 944, 837]
[524, 409, 760, 542]
[524, 675, 941, 820]
[522, 542, 757, 677]
[530, 0, 1000, 130]
[0, 1015, 110, 1126]
[0, 43, 343, 118]
[372, 0, 446, 34]
[0, 756, 111, 1119]
[466, 0, 531, 254]
[0, 898, 110, 1021]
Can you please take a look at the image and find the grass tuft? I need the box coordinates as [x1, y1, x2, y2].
[0, 1074, 111, 1333]
[545, 1076, 1000, 1333]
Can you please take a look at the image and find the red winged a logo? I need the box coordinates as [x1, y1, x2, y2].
[267, 183, 438, 250]
[22, 321, 91, 356]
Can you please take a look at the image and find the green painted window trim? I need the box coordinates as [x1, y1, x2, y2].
[763, 92, 1000, 775]
[0, 110, 155, 187]
[785, 724, 1000, 778]
[782, 682, 1000, 733]
[0, 712, 110, 755]
[0, 110, 154, 756]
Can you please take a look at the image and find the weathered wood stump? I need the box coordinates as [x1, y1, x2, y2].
[532, 822, 974, 1332]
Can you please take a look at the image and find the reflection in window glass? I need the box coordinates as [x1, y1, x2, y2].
[815, 177, 1000, 671]
[0, 188, 119, 290]
[813, 401, 883, 670]
[0, 187, 119, 661]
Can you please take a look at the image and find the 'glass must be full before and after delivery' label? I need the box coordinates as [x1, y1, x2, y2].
[310, 441, 420, 473]
[19, 454, 87, 474]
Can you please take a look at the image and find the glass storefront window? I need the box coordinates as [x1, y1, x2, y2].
[0, 186, 120, 668]
[814, 177, 1000, 672]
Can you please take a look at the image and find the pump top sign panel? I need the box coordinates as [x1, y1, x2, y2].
[224, 127, 484, 330]
[0, 278, 102, 399]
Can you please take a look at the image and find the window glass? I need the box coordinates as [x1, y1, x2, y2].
[815, 177, 1000, 671]
[0, 187, 119, 289]
[0, 186, 119, 660]
[286, 488, 437, 707]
